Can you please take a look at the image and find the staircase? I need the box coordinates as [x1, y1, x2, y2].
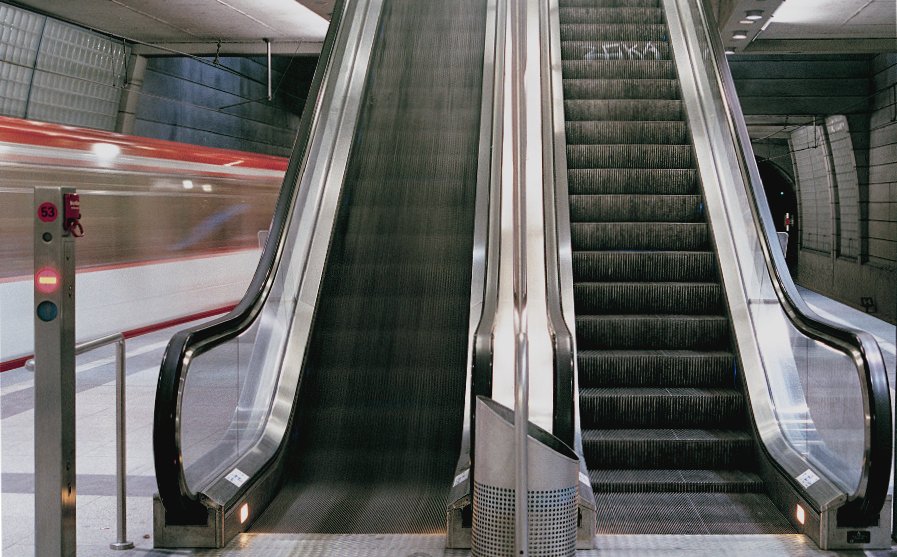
[559, 0, 793, 534]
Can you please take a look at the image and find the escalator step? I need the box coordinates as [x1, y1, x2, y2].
[567, 144, 693, 169]
[564, 79, 680, 101]
[578, 350, 733, 388]
[593, 492, 794, 535]
[569, 194, 703, 222]
[580, 387, 744, 428]
[563, 60, 675, 79]
[561, 0, 659, 7]
[314, 294, 469, 328]
[566, 120, 686, 144]
[574, 282, 723, 314]
[568, 168, 696, 195]
[573, 251, 716, 282]
[576, 314, 729, 350]
[560, 44, 668, 64]
[589, 469, 764, 494]
[562, 40, 670, 61]
[560, 23, 667, 42]
[582, 429, 754, 469]
[559, 7, 663, 24]
[565, 99, 684, 121]
[571, 222, 709, 251]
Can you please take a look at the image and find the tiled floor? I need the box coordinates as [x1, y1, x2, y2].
[1, 293, 895, 556]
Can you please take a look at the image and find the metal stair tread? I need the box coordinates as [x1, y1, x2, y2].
[578, 348, 732, 358]
[590, 469, 763, 486]
[581, 386, 742, 397]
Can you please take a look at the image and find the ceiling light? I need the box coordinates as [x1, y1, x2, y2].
[745, 10, 764, 20]
[732, 31, 749, 40]
[739, 19, 754, 24]
[725, 48, 736, 55]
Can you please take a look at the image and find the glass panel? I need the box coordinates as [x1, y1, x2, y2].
[681, 0, 870, 496]
[179, 276, 298, 493]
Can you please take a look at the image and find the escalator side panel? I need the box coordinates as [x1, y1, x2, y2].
[250, 0, 487, 534]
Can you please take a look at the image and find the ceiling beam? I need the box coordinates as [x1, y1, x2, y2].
[744, 38, 897, 54]
[133, 40, 323, 56]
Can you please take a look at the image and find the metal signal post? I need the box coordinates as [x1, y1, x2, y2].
[34, 186, 81, 556]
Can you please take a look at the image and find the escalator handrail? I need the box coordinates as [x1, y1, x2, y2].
[153, 0, 348, 525]
[471, 0, 506, 423]
[538, 0, 575, 447]
[694, 0, 892, 526]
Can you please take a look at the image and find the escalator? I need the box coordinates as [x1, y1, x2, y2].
[559, 0, 791, 534]
[153, 0, 491, 544]
[549, 0, 891, 541]
[250, 0, 485, 533]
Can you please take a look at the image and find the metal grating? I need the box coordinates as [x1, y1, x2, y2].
[471, 483, 577, 557]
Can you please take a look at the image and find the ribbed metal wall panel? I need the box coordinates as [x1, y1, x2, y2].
[0, 2, 127, 129]
[825, 115, 861, 258]
[0, 4, 42, 117]
[790, 125, 834, 253]
[29, 19, 127, 129]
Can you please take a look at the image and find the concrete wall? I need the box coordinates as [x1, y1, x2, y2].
[134, 55, 317, 157]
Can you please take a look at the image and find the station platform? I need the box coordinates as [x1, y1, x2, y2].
[1, 291, 895, 556]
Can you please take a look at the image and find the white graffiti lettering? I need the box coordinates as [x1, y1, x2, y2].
[583, 41, 662, 60]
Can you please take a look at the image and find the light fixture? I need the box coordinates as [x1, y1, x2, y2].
[732, 30, 749, 40]
[739, 19, 754, 24]
[725, 48, 736, 55]
[239, 503, 250, 524]
[795, 504, 806, 525]
[745, 10, 764, 20]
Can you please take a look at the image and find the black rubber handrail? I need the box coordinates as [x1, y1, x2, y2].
[153, 0, 348, 526]
[694, 0, 891, 527]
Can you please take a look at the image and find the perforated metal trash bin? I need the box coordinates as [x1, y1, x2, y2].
[471, 397, 579, 557]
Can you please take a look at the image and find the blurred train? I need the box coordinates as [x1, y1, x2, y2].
[0, 115, 288, 368]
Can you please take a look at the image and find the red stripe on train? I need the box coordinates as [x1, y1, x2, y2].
[0, 246, 261, 284]
[0, 115, 289, 172]
[0, 304, 237, 373]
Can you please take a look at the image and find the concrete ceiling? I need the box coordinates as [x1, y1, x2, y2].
[14, 0, 330, 55]
[716, 0, 897, 53]
[15, 0, 894, 56]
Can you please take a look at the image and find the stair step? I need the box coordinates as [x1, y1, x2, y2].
[559, 7, 664, 25]
[562, 40, 670, 62]
[569, 194, 703, 223]
[580, 387, 744, 428]
[583, 429, 754, 469]
[561, 23, 667, 42]
[566, 120, 686, 145]
[567, 145, 693, 169]
[563, 60, 675, 79]
[574, 282, 723, 314]
[593, 492, 794, 535]
[568, 168, 697, 195]
[578, 350, 733, 388]
[576, 314, 729, 350]
[573, 250, 716, 282]
[561, 0, 660, 8]
[565, 99, 684, 121]
[571, 222, 709, 251]
[564, 79, 680, 101]
[590, 469, 764, 493]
